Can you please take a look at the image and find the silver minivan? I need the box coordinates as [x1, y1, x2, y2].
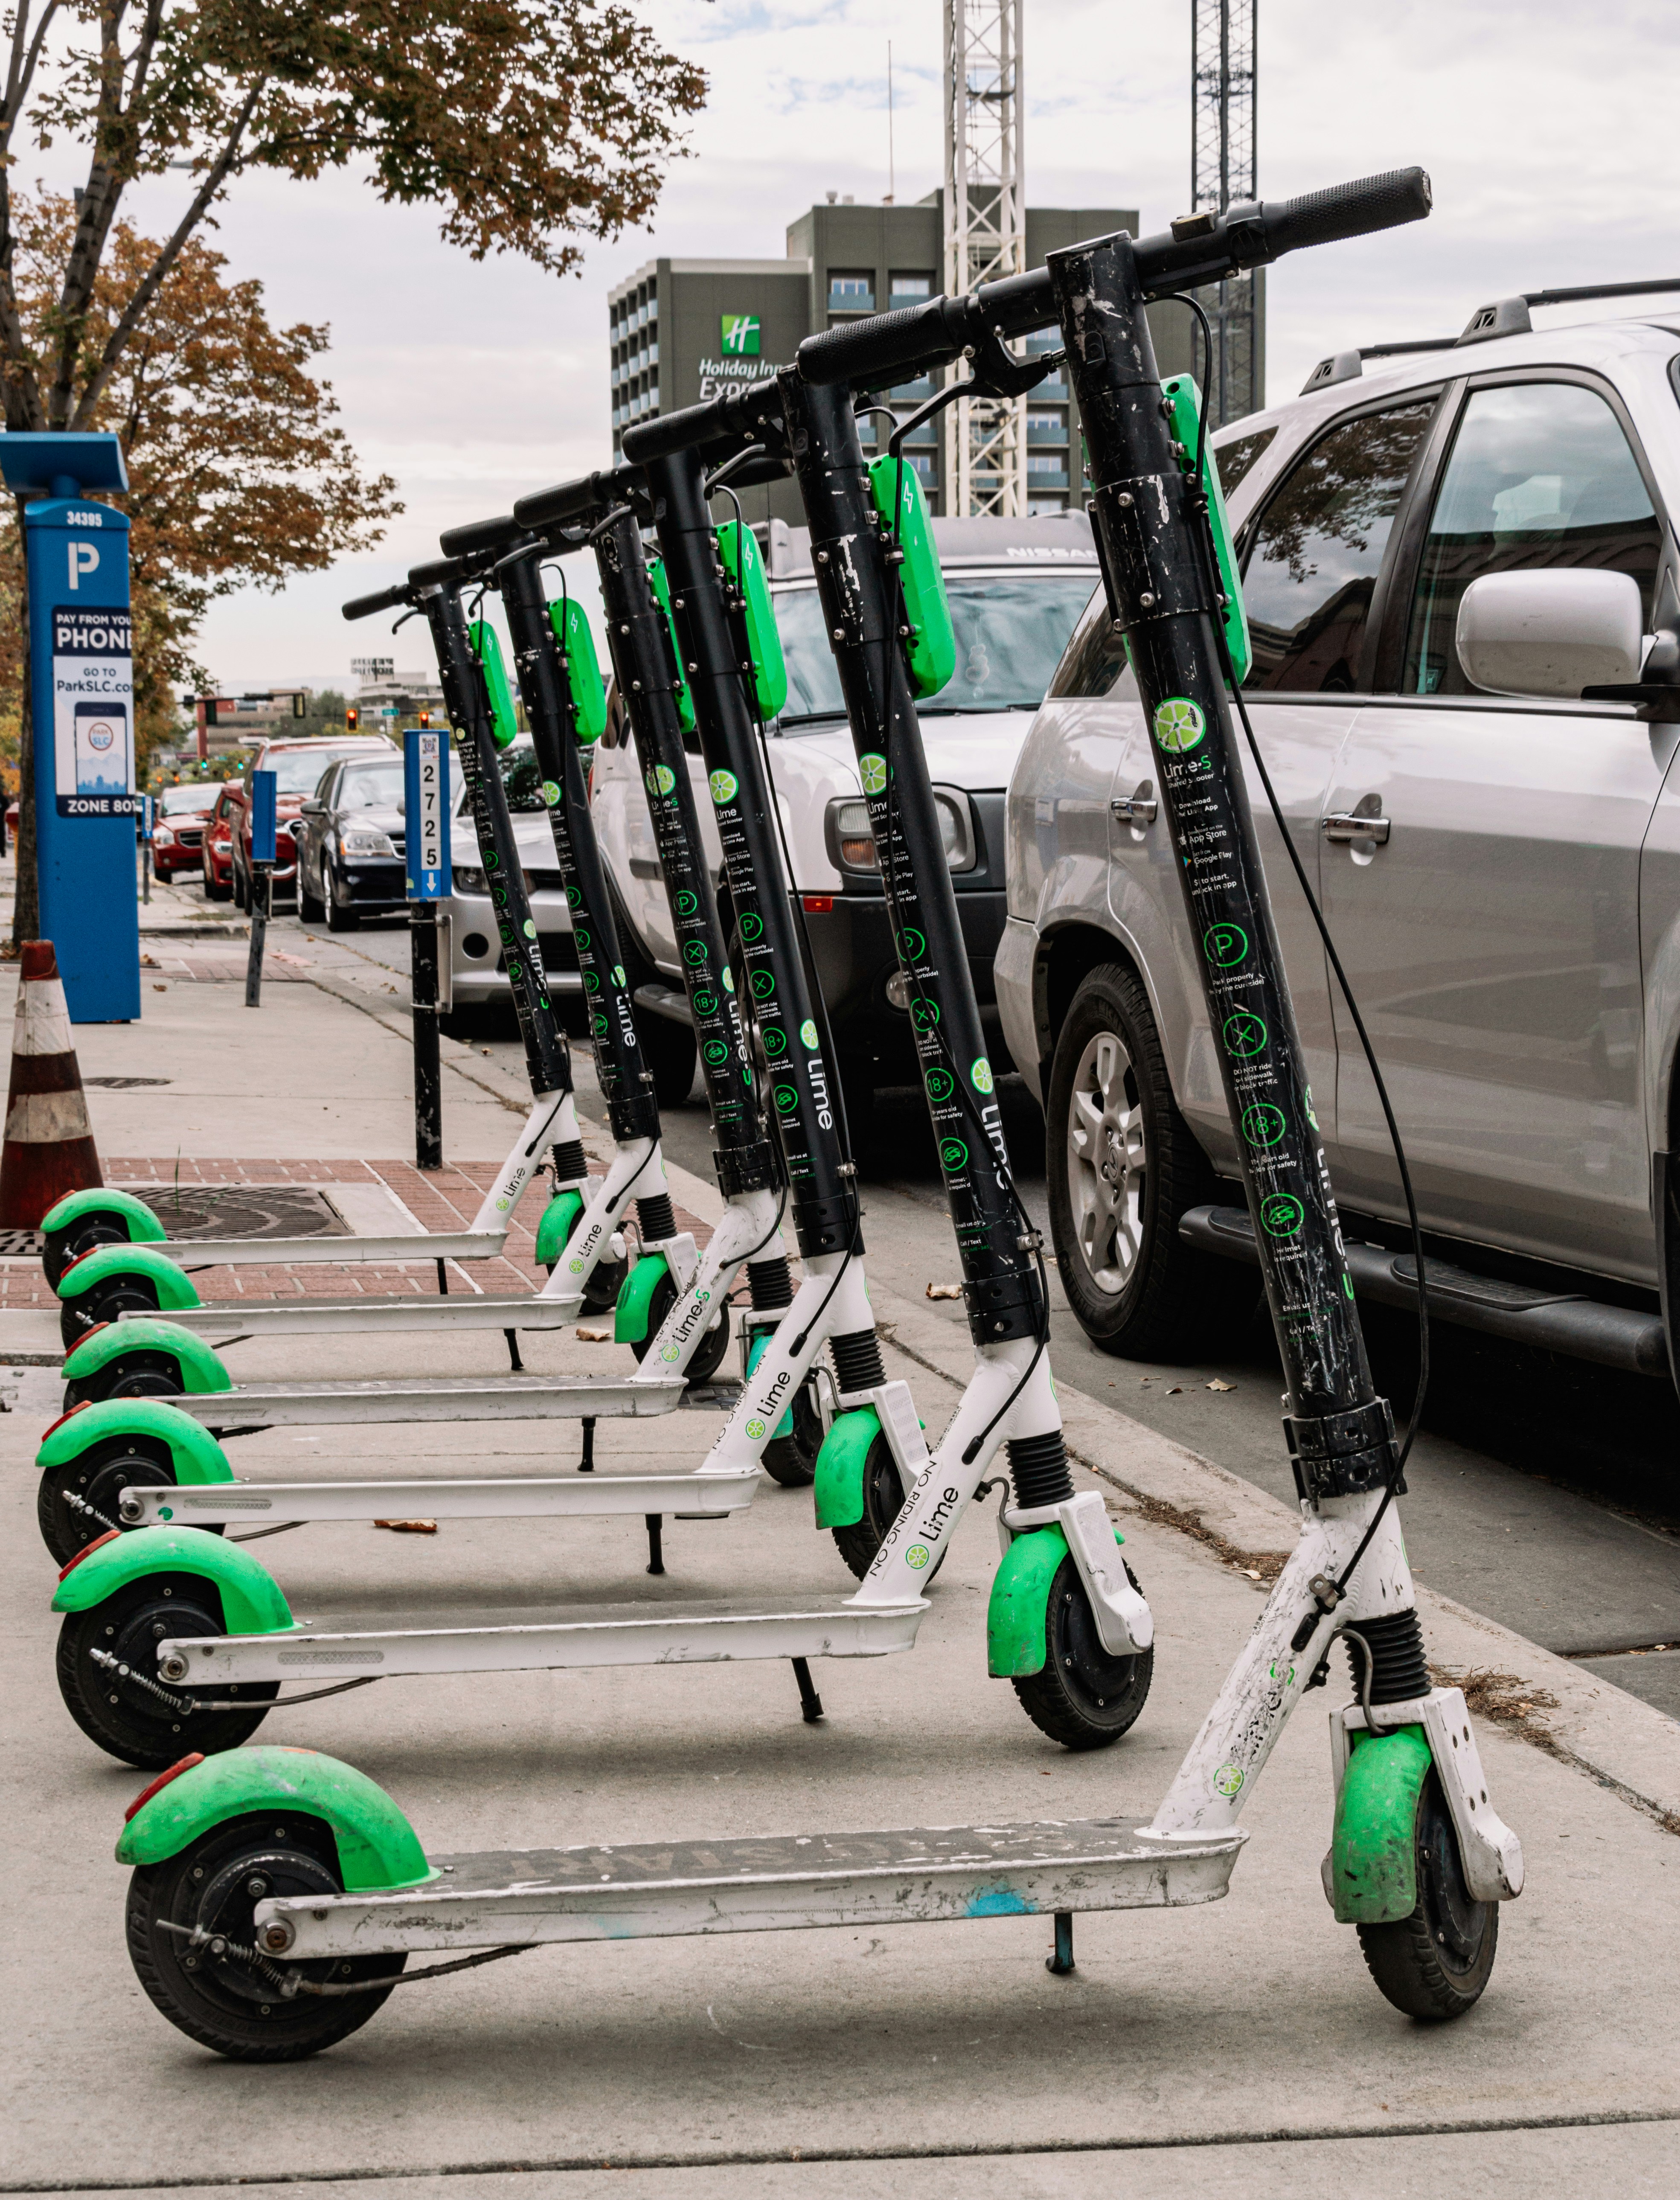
[997, 296, 1680, 1383]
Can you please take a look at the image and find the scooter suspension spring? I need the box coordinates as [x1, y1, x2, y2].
[1007, 1432, 1075, 1510]
[636, 1193, 677, 1243]
[829, 1327, 886, 1394]
[1348, 1609, 1430, 1704]
[747, 1254, 793, 1310]
[551, 1139, 589, 1184]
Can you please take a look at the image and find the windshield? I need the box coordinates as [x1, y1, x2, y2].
[340, 763, 404, 810]
[263, 746, 382, 796]
[452, 739, 547, 816]
[774, 573, 1096, 727]
[160, 784, 211, 814]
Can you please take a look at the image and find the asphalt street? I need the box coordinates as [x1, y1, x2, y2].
[279, 902, 1680, 1723]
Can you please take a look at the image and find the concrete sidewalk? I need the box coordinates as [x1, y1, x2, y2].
[2, 935, 1677, 2195]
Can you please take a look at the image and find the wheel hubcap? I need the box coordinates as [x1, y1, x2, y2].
[1067, 1030, 1147, 1298]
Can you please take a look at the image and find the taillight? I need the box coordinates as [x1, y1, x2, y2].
[124, 1754, 205, 1822]
[39, 1398, 93, 1442]
[59, 1527, 121, 1580]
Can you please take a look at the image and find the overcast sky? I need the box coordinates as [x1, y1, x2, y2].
[36, 0, 1677, 695]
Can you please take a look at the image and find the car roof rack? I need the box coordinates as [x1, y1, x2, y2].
[1299, 338, 1457, 397]
[1458, 278, 1680, 345]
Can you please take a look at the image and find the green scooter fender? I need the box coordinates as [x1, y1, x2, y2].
[62, 1319, 233, 1394]
[535, 1188, 585, 1273]
[813, 1406, 881, 1528]
[985, 1522, 1130, 1679]
[614, 1250, 670, 1344]
[116, 1745, 437, 1894]
[57, 1242, 201, 1311]
[1330, 1723, 1433, 1924]
[744, 1326, 795, 1444]
[38, 1398, 233, 1485]
[42, 1187, 166, 1244]
[51, 1524, 293, 1635]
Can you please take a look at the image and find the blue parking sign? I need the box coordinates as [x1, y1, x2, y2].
[404, 728, 450, 899]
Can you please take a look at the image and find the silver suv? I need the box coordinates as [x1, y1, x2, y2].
[997, 291, 1680, 1384]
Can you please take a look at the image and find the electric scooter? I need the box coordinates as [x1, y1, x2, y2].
[111, 168, 1524, 2062]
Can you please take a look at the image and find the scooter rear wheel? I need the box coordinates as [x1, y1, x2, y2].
[44, 1212, 133, 1289]
[37, 1434, 200, 1564]
[57, 1574, 277, 1768]
[1357, 1770, 1498, 2020]
[1012, 1555, 1153, 1751]
[127, 1813, 406, 2060]
[830, 1431, 907, 1578]
[64, 1350, 187, 1408]
[60, 1275, 160, 1350]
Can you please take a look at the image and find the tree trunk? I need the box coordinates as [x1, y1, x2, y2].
[11, 490, 38, 949]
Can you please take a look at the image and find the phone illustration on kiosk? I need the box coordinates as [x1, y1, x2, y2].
[73, 698, 131, 796]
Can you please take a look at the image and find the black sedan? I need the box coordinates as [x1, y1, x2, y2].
[295, 753, 407, 931]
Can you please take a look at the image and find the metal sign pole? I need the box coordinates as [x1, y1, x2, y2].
[244, 767, 276, 1009]
[404, 727, 451, 1170]
[140, 791, 152, 906]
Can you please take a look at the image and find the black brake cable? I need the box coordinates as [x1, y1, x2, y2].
[1180, 294, 1429, 1601]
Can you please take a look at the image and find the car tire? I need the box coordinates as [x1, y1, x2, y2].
[327, 881, 358, 933]
[202, 864, 230, 904]
[297, 871, 325, 925]
[233, 863, 247, 913]
[1046, 961, 1256, 1362]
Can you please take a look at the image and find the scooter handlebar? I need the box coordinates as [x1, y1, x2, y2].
[512, 463, 642, 533]
[437, 512, 528, 562]
[1252, 166, 1432, 259]
[341, 582, 410, 622]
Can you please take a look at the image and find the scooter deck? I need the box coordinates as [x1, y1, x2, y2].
[163, 1591, 927, 1684]
[260, 1817, 1247, 1961]
[153, 1230, 509, 1269]
[158, 1373, 687, 1428]
[122, 1293, 587, 1339]
[125, 1466, 761, 1528]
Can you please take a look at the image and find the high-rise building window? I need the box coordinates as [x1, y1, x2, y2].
[889, 272, 934, 307]
[828, 271, 875, 311]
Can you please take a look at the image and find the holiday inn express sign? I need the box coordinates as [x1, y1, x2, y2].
[720, 313, 760, 355]
[699, 311, 781, 401]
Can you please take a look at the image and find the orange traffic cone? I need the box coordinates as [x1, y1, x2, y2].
[0, 940, 102, 1228]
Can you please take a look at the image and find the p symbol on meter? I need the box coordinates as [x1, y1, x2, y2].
[67, 541, 99, 589]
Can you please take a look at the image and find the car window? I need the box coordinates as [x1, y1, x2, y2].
[452, 739, 547, 815]
[160, 784, 209, 815]
[262, 746, 387, 796]
[1240, 398, 1436, 692]
[774, 573, 1096, 728]
[1211, 425, 1277, 498]
[340, 764, 404, 809]
[1402, 381, 1664, 697]
[1046, 582, 1129, 699]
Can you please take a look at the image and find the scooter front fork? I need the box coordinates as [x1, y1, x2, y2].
[634, 1186, 787, 1387]
[703, 1253, 878, 1473]
[462, 1087, 576, 1235]
[535, 1136, 666, 1303]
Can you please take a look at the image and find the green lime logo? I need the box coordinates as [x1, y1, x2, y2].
[1204, 922, 1248, 968]
[684, 940, 707, 966]
[1223, 1008, 1267, 1058]
[750, 969, 775, 999]
[1241, 1103, 1286, 1147]
[970, 1057, 994, 1095]
[542, 779, 561, 807]
[911, 998, 939, 1031]
[659, 1344, 680, 1363]
[901, 927, 925, 961]
[709, 769, 738, 806]
[574, 927, 590, 952]
[1305, 1085, 1320, 1132]
[721, 966, 735, 992]
[693, 990, 718, 1016]
[721, 313, 761, 357]
[1213, 1762, 1244, 1799]
[906, 1544, 931, 1570]
[774, 1083, 798, 1113]
[741, 912, 763, 941]
[745, 1416, 766, 1440]
[1153, 695, 1206, 752]
[800, 1019, 818, 1049]
[1260, 1193, 1304, 1238]
[925, 1066, 953, 1102]
[676, 890, 698, 916]
[762, 1024, 787, 1055]
[647, 764, 676, 797]
[939, 1138, 969, 1171]
[568, 1256, 584, 1275]
[523, 919, 537, 940]
[703, 1039, 729, 1066]
[613, 965, 625, 986]
[860, 753, 887, 794]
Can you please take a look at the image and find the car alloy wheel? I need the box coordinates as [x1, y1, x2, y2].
[1066, 1029, 1147, 1298]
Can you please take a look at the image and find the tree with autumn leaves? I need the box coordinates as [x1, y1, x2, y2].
[0, 1, 708, 943]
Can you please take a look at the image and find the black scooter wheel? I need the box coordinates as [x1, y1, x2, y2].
[1357, 1770, 1498, 2020]
[36, 1434, 205, 1564]
[628, 1271, 732, 1386]
[57, 1574, 277, 1768]
[60, 1274, 161, 1350]
[1011, 1555, 1154, 1751]
[829, 1431, 907, 1577]
[64, 1350, 188, 1409]
[44, 1212, 134, 1288]
[761, 1381, 824, 1490]
[127, 1813, 406, 2060]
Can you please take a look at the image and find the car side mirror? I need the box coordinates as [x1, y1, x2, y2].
[299, 800, 325, 815]
[1456, 568, 1644, 701]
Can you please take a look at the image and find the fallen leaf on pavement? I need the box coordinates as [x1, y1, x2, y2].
[1166, 1385, 1184, 1395]
[1206, 1378, 1236, 1392]
[576, 1325, 612, 1342]
[152, 983, 167, 992]
[374, 1519, 437, 1534]
[926, 1283, 963, 1301]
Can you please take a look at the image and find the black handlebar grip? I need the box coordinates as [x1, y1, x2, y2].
[621, 395, 734, 465]
[408, 553, 470, 590]
[797, 297, 966, 386]
[513, 473, 609, 531]
[341, 582, 408, 622]
[438, 512, 526, 561]
[1261, 167, 1431, 257]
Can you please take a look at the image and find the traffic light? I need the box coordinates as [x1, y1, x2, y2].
[292, 693, 307, 718]
[418, 710, 430, 728]
[346, 705, 360, 730]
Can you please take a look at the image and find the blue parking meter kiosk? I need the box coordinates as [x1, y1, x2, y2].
[0, 433, 138, 1022]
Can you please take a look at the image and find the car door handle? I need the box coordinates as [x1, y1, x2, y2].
[1110, 789, 1158, 825]
[1320, 811, 1390, 846]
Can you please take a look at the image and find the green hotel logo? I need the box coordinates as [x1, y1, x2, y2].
[721, 314, 761, 356]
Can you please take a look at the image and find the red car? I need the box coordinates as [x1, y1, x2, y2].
[148, 783, 217, 879]
[225, 735, 396, 910]
[200, 785, 239, 902]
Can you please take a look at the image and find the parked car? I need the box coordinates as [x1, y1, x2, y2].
[591, 513, 1099, 1112]
[443, 735, 581, 1019]
[227, 735, 395, 911]
[199, 784, 239, 902]
[999, 292, 1680, 1386]
[148, 783, 216, 878]
[295, 750, 408, 929]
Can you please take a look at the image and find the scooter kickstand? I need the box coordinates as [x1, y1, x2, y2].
[435, 1258, 448, 1296]
[503, 1327, 525, 1373]
[792, 1657, 824, 1724]
[645, 1513, 664, 1574]
[578, 1417, 596, 1472]
[1046, 1912, 1075, 1977]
